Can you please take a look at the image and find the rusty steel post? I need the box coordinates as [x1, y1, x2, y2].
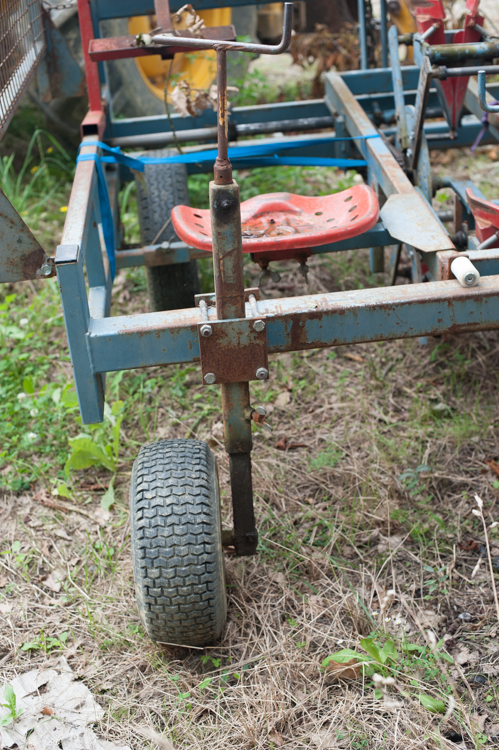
[210, 177, 257, 556]
[214, 50, 232, 185]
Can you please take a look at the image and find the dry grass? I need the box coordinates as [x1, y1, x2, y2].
[2, 296, 499, 748]
[2, 152, 499, 748]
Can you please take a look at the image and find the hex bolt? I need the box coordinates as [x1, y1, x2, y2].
[41, 263, 52, 277]
[200, 324, 213, 337]
[253, 319, 265, 332]
[204, 372, 216, 385]
[255, 367, 269, 380]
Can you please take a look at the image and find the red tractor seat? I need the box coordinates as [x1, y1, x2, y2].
[466, 188, 499, 248]
[171, 185, 379, 254]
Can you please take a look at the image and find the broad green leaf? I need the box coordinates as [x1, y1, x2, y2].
[56, 484, 71, 499]
[20, 641, 39, 651]
[3, 684, 15, 707]
[402, 643, 424, 653]
[101, 481, 115, 511]
[61, 389, 78, 408]
[360, 638, 384, 664]
[380, 639, 398, 663]
[374, 688, 383, 700]
[321, 649, 370, 669]
[22, 377, 34, 394]
[437, 651, 454, 664]
[198, 677, 212, 691]
[67, 437, 115, 472]
[419, 694, 446, 713]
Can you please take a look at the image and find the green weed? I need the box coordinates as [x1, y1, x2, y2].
[20, 629, 69, 653]
[0, 684, 22, 727]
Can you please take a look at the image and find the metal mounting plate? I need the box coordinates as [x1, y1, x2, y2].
[198, 318, 268, 384]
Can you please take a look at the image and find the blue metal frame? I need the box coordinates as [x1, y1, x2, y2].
[47, 0, 499, 426]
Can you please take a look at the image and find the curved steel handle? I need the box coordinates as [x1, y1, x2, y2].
[152, 2, 293, 54]
[478, 70, 499, 113]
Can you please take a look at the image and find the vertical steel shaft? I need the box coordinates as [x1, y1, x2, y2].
[214, 50, 233, 185]
[210, 179, 257, 555]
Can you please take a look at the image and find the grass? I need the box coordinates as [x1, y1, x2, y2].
[1, 104, 499, 749]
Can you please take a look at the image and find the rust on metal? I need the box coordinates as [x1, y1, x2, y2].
[198, 318, 268, 384]
[88, 26, 236, 62]
[214, 49, 232, 185]
[0, 188, 53, 282]
[210, 181, 246, 320]
[154, 0, 172, 33]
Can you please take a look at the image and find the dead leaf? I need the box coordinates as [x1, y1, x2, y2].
[0, 601, 13, 614]
[459, 539, 480, 552]
[310, 730, 338, 749]
[344, 352, 365, 363]
[274, 391, 292, 409]
[269, 571, 286, 585]
[209, 421, 224, 443]
[489, 148, 498, 162]
[376, 535, 404, 554]
[94, 507, 111, 526]
[415, 609, 445, 629]
[40, 707, 54, 716]
[325, 658, 362, 680]
[356, 528, 380, 546]
[54, 529, 72, 541]
[308, 595, 327, 618]
[0, 575, 7, 588]
[486, 459, 499, 478]
[171, 3, 205, 36]
[472, 713, 488, 732]
[43, 569, 67, 593]
[134, 726, 174, 750]
[454, 646, 479, 666]
[269, 729, 284, 747]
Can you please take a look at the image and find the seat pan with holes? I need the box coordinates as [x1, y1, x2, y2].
[171, 185, 379, 253]
[466, 188, 499, 248]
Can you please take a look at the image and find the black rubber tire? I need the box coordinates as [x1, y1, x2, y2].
[130, 439, 227, 647]
[134, 148, 200, 311]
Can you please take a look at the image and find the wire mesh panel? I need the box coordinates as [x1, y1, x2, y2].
[0, 0, 45, 139]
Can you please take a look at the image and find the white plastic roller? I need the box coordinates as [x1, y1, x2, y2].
[451, 256, 480, 288]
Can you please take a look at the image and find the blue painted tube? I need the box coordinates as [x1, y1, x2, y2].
[85, 277, 499, 377]
[380, 0, 389, 69]
[358, 0, 368, 70]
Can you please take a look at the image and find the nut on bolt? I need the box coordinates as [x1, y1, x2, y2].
[204, 372, 216, 385]
[41, 263, 52, 277]
[256, 367, 269, 380]
[200, 324, 213, 337]
[253, 319, 265, 332]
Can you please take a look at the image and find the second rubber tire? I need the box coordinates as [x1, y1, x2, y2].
[135, 148, 200, 311]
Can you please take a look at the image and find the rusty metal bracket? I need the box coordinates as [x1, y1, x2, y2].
[198, 317, 268, 385]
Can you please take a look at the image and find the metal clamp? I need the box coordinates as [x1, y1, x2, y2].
[198, 317, 268, 385]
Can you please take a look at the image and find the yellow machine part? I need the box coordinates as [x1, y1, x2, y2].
[388, 0, 416, 61]
[388, 0, 416, 35]
[128, 8, 231, 100]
